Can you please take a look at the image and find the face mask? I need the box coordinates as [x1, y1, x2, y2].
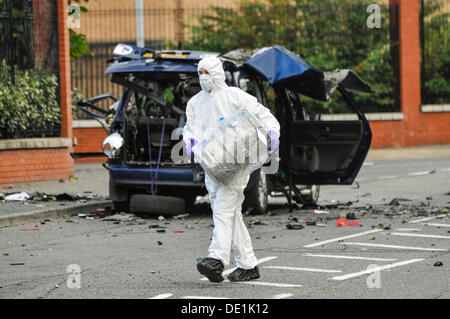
[199, 74, 214, 93]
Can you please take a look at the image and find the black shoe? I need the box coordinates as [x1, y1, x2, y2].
[196, 257, 224, 283]
[228, 266, 260, 282]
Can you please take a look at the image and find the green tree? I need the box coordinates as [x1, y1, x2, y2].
[184, 0, 397, 113]
[68, 0, 91, 60]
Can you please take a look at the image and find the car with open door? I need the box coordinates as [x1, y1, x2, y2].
[73, 44, 372, 215]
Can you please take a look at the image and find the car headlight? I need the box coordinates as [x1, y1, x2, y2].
[102, 132, 124, 158]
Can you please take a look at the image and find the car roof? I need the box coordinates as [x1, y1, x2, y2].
[105, 43, 220, 75]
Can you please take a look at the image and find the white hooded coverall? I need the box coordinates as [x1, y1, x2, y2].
[183, 55, 280, 269]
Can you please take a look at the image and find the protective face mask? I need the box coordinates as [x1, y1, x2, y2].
[199, 74, 214, 93]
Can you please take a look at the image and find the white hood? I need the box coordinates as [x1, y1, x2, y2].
[197, 55, 228, 93]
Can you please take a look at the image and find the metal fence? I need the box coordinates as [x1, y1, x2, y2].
[0, 0, 34, 83]
[0, 0, 61, 139]
[420, 0, 450, 105]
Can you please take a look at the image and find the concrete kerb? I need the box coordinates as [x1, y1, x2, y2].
[0, 200, 112, 228]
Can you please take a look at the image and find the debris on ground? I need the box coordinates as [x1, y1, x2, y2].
[5, 192, 31, 201]
[369, 236, 376, 240]
[157, 241, 163, 245]
[336, 218, 360, 227]
[173, 213, 190, 220]
[100, 214, 135, 222]
[251, 219, 266, 225]
[286, 223, 304, 230]
[434, 261, 443, 267]
[158, 215, 165, 221]
[20, 228, 40, 231]
[313, 209, 329, 215]
[157, 229, 166, 233]
[346, 212, 357, 220]
[10, 263, 25, 266]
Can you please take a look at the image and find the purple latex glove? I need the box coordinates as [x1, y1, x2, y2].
[268, 130, 280, 151]
[187, 138, 198, 157]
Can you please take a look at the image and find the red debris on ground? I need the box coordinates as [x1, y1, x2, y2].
[336, 218, 360, 227]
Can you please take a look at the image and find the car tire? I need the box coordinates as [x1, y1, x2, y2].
[244, 169, 268, 215]
[300, 185, 320, 207]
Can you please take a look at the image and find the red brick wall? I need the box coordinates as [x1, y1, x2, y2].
[73, 127, 108, 163]
[370, 0, 450, 149]
[0, 148, 74, 186]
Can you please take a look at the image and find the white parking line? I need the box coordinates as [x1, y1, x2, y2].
[329, 259, 424, 281]
[423, 223, 450, 228]
[272, 293, 294, 299]
[408, 171, 433, 176]
[409, 214, 448, 224]
[149, 293, 173, 299]
[341, 242, 448, 251]
[264, 266, 342, 273]
[182, 296, 230, 299]
[304, 229, 383, 248]
[303, 253, 397, 262]
[238, 281, 303, 288]
[200, 256, 278, 281]
[389, 232, 450, 239]
[379, 175, 397, 180]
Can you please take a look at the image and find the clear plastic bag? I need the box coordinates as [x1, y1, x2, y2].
[192, 108, 269, 186]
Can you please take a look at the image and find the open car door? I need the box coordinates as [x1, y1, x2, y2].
[241, 45, 372, 185]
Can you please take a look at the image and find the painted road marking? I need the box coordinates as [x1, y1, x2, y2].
[409, 214, 448, 224]
[182, 296, 230, 299]
[200, 256, 278, 281]
[264, 266, 342, 273]
[379, 175, 397, 180]
[389, 232, 450, 239]
[149, 293, 173, 299]
[408, 171, 433, 176]
[303, 253, 397, 262]
[272, 293, 294, 299]
[304, 229, 383, 248]
[238, 281, 303, 288]
[423, 223, 450, 228]
[341, 242, 448, 251]
[329, 259, 424, 281]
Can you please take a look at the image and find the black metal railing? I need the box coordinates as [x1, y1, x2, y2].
[0, 0, 34, 83]
[420, 0, 450, 105]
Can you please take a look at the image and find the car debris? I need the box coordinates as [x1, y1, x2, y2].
[173, 213, 190, 220]
[286, 223, 304, 230]
[336, 218, 360, 227]
[5, 192, 30, 201]
[100, 214, 136, 222]
[434, 261, 443, 267]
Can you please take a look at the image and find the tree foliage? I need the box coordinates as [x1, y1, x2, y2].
[184, 0, 449, 112]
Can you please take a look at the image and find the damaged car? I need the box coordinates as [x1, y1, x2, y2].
[73, 44, 372, 215]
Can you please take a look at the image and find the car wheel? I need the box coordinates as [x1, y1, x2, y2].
[244, 169, 268, 215]
[300, 185, 320, 207]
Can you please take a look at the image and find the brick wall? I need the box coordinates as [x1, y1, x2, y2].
[0, 148, 73, 186]
[73, 127, 107, 163]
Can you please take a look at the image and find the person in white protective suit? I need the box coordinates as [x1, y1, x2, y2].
[183, 55, 280, 282]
